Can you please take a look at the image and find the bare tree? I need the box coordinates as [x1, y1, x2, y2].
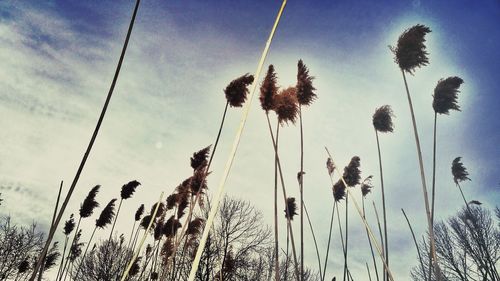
[411, 206, 500, 281]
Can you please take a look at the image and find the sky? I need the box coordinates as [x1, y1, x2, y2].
[0, 0, 499, 280]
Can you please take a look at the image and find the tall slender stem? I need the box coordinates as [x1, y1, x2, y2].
[366, 262, 373, 281]
[299, 105, 304, 281]
[55, 236, 69, 281]
[266, 114, 300, 280]
[126, 221, 137, 250]
[187, 2, 287, 278]
[372, 202, 385, 281]
[274, 120, 281, 281]
[375, 130, 389, 281]
[322, 201, 336, 281]
[109, 199, 123, 241]
[29, 2, 141, 279]
[429, 112, 437, 281]
[401, 70, 440, 280]
[343, 192, 349, 281]
[363, 197, 379, 281]
[401, 209, 426, 281]
[38, 180, 63, 281]
[75, 226, 98, 280]
[303, 203, 322, 279]
[59, 217, 81, 281]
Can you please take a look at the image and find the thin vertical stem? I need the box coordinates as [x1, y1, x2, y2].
[401, 70, 440, 281]
[266, 114, 300, 281]
[274, 121, 281, 281]
[299, 105, 304, 281]
[429, 112, 437, 281]
[30, 2, 141, 279]
[75, 226, 98, 280]
[38, 180, 63, 281]
[55, 236, 69, 281]
[363, 197, 379, 281]
[322, 201, 336, 281]
[187, 2, 287, 278]
[303, 203, 322, 279]
[372, 202, 385, 281]
[126, 221, 137, 250]
[343, 192, 349, 281]
[375, 130, 389, 281]
[109, 199, 123, 241]
[401, 209, 426, 281]
[366, 262, 373, 281]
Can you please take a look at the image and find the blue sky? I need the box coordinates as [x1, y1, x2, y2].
[0, 0, 499, 279]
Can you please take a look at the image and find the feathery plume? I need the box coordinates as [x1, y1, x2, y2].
[44, 243, 60, 270]
[433, 77, 464, 114]
[274, 87, 299, 125]
[452, 157, 471, 184]
[177, 194, 190, 219]
[163, 216, 182, 238]
[161, 239, 174, 259]
[63, 214, 75, 236]
[326, 157, 335, 176]
[284, 197, 298, 220]
[96, 199, 117, 228]
[190, 169, 209, 194]
[79, 185, 100, 218]
[391, 24, 432, 74]
[296, 59, 316, 106]
[69, 230, 83, 262]
[150, 202, 165, 219]
[373, 105, 395, 133]
[187, 218, 205, 237]
[260, 64, 278, 112]
[191, 146, 211, 171]
[224, 74, 254, 107]
[154, 218, 165, 241]
[166, 194, 177, 210]
[332, 180, 346, 202]
[121, 180, 141, 200]
[343, 156, 362, 187]
[361, 175, 374, 197]
[129, 257, 141, 276]
[135, 204, 144, 221]
[140, 215, 154, 230]
[468, 200, 482, 206]
[18, 260, 30, 273]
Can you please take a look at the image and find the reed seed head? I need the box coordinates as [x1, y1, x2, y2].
[163, 215, 182, 238]
[135, 204, 144, 221]
[166, 194, 177, 210]
[63, 214, 75, 236]
[361, 175, 374, 197]
[154, 218, 164, 241]
[161, 238, 174, 260]
[433, 76, 464, 114]
[190, 169, 209, 194]
[284, 197, 298, 220]
[260, 64, 278, 112]
[333, 180, 346, 202]
[452, 157, 471, 184]
[80, 185, 100, 218]
[191, 145, 211, 171]
[69, 230, 83, 262]
[121, 180, 141, 200]
[326, 157, 335, 176]
[187, 217, 205, 236]
[129, 257, 141, 276]
[224, 73, 254, 107]
[296, 59, 317, 106]
[343, 156, 362, 187]
[140, 215, 154, 230]
[274, 87, 299, 125]
[391, 24, 432, 74]
[96, 198, 117, 229]
[469, 200, 482, 206]
[18, 260, 30, 273]
[373, 105, 395, 133]
[151, 202, 165, 218]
